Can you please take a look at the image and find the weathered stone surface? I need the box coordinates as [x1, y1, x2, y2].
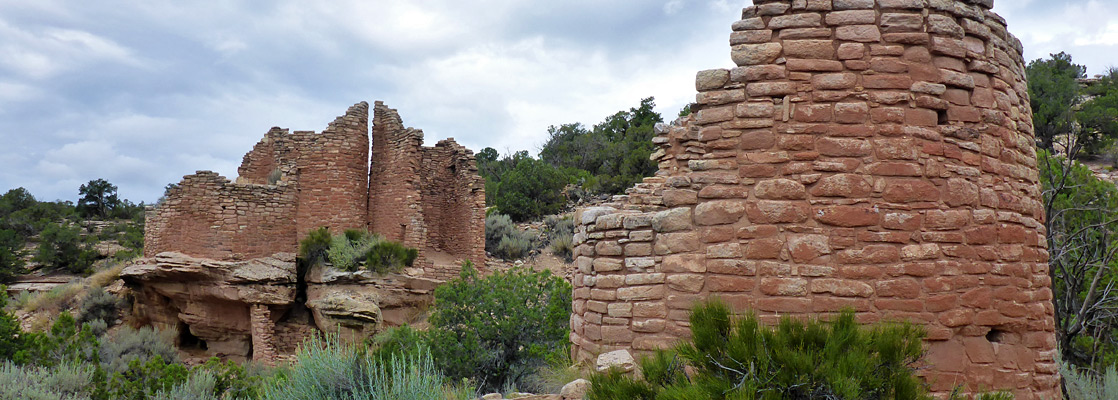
[570, 2, 1058, 398]
[306, 290, 381, 343]
[596, 350, 636, 372]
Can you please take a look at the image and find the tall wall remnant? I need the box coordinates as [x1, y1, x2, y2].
[146, 101, 486, 273]
[135, 101, 486, 363]
[570, 1, 1058, 398]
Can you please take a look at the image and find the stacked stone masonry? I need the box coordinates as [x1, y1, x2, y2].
[138, 102, 486, 363]
[569, 1, 1059, 398]
[145, 101, 486, 273]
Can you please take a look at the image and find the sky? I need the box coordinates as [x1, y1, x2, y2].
[0, 0, 1115, 203]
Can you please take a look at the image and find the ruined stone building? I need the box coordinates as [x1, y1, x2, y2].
[127, 101, 486, 363]
[570, 0, 1059, 398]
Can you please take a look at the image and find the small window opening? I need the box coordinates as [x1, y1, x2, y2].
[985, 329, 1004, 343]
[937, 109, 949, 125]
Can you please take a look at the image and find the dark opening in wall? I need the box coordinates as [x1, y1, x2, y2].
[178, 322, 208, 350]
[986, 328, 1004, 343]
[937, 109, 949, 125]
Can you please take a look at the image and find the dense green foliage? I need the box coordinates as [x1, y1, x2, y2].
[476, 98, 664, 221]
[1028, 53, 1118, 155]
[588, 300, 929, 400]
[35, 222, 100, 275]
[539, 97, 663, 194]
[426, 262, 572, 392]
[492, 158, 571, 221]
[0, 182, 144, 278]
[0, 229, 25, 282]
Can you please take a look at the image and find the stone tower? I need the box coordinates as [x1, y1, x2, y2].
[569, 0, 1058, 398]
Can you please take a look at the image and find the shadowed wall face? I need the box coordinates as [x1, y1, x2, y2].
[570, 1, 1058, 398]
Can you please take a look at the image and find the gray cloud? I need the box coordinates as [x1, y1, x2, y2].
[0, 0, 1114, 203]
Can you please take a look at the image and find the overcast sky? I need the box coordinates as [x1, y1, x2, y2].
[0, 0, 1115, 203]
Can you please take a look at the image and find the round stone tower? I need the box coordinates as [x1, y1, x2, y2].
[569, 0, 1058, 397]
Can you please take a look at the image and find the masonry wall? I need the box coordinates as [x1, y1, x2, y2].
[569, 1, 1059, 398]
[144, 172, 297, 260]
[418, 140, 488, 279]
[368, 102, 428, 251]
[295, 102, 371, 239]
[146, 101, 485, 271]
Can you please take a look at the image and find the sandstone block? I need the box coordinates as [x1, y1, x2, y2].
[788, 234, 831, 262]
[596, 350, 636, 372]
[826, 10, 877, 25]
[769, 13, 823, 29]
[667, 274, 705, 293]
[731, 43, 783, 66]
[783, 40, 836, 59]
[695, 200, 747, 226]
[696, 69, 730, 91]
[836, 25, 882, 42]
[731, 65, 788, 82]
[815, 205, 880, 227]
[754, 179, 807, 200]
[652, 208, 693, 233]
[811, 279, 874, 297]
[746, 201, 811, 224]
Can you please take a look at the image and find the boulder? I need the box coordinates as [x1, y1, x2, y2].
[306, 290, 381, 343]
[595, 349, 636, 373]
[560, 378, 591, 400]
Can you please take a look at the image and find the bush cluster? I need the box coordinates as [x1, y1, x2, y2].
[369, 262, 572, 393]
[588, 300, 929, 400]
[545, 216, 575, 263]
[298, 228, 417, 273]
[485, 214, 535, 260]
[477, 98, 664, 221]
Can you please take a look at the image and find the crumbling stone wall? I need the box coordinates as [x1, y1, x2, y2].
[570, 1, 1058, 398]
[144, 172, 297, 261]
[418, 140, 488, 279]
[145, 101, 486, 271]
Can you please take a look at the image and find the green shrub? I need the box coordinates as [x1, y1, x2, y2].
[152, 370, 219, 400]
[100, 327, 178, 374]
[14, 312, 100, 367]
[427, 262, 572, 392]
[326, 233, 371, 272]
[78, 288, 122, 326]
[298, 227, 332, 268]
[36, 222, 99, 274]
[101, 355, 190, 400]
[588, 300, 929, 400]
[1062, 361, 1118, 399]
[0, 362, 95, 400]
[261, 335, 471, 400]
[0, 229, 25, 283]
[485, 214, 536, 260]
[493, 158, 570, 222]
[0, 289, 26, 361]
[364, 241, 418, 274]
[545, 216, 575, 262]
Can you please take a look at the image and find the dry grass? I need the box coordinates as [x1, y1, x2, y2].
[18, 259, 131, 327]
[21, 282, 83, 314]
[88, 262, 126, 289]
